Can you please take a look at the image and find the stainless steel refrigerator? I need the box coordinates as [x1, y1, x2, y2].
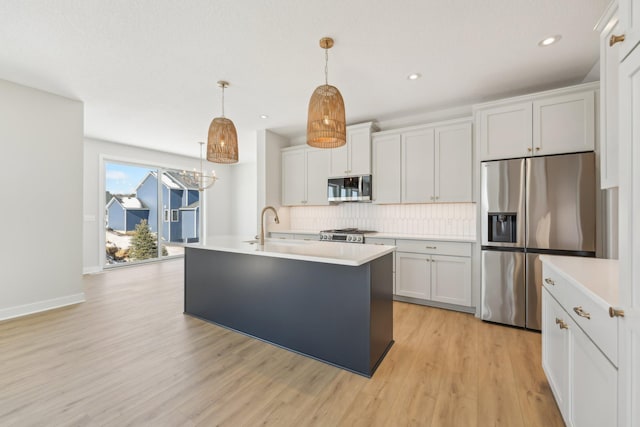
[480, 152, 596, 330]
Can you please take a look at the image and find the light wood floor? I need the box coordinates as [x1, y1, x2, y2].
[0, 259, 564, 426]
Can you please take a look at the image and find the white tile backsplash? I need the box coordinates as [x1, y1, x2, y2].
[288, 203, 476, 237]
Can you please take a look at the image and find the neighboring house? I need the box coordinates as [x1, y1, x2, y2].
[106, 171, 199, 243]
[105, 196, 149, 232]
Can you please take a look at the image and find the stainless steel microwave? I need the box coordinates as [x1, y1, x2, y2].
[328, 175, 372, 202]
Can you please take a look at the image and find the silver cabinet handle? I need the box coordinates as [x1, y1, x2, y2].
[573, 306, 591, 320]
[544, 278, 555, 286]
[425, 246, 437, 249]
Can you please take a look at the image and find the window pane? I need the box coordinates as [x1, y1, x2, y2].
[105, 163, 159, 265]
[160, 169, 201, 258]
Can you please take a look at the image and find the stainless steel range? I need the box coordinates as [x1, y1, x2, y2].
[319, 228, 375, 244]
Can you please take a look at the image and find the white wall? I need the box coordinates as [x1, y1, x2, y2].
[230, 160, 257, 237]
[256, 130, 291, 232]
[0, 79, 84, 320]
[83, 138, 234, 273]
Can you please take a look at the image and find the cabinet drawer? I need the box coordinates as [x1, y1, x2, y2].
[396, 240, 471, 257]
[542, 265, 618, 365]
[366, 237, 395, 245]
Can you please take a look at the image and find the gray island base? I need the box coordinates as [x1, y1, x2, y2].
[184, 246, 394, 377]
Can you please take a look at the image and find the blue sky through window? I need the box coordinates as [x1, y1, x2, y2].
[106, 163, 155, 195]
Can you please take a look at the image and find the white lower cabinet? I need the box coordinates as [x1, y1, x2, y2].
[395, 240, 472, 309]
[542, 289, 569, 416]
[430, 255, 471, 306]
[541, 262, 618, 427]
[396, 252, 431, 300]
[569, 317, 618, 427]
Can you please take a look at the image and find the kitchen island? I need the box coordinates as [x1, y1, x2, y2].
[184, 236, 395, 377]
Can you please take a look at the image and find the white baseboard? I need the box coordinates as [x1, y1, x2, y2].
[0, 293, 86, 322]
[83, 265, 102, 275]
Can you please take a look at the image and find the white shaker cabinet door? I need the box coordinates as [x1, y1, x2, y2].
[434, 122, 472, 202]
[541, 289, 570, 419]
[349, 126, 372, 176]
[533, 91, 595, 156]
[305, 149, 330, 206]
[402, 128, 435, 203]
[395, 252, 430, 300]
[618, 37, 640, 427]
[372, 133, 401, 204]
[430, 255, 471, 306]
[600, 7, 621, 188]
[568, 317, 618, 427]
[478, 102, 532, 160]
[281, 149, 306, 206]
[329, 144, 349, 177]
[618, 0, 640, 60]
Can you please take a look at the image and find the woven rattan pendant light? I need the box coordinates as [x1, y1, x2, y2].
[207, 81, 239, 164]
[307, 37, 346, 149]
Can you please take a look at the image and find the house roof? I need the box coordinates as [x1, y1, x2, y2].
[181, 200, 200, 210]
[135, 171, 199, 192]
[106, 196, 149, 210]
[165, 171, 199, 190]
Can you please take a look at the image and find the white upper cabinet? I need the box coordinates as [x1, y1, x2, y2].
[478, 102, 533, 160]
[329, 122, 376, 177]
[372, 119, 473, 204]
[435, 122, 473, 202]
[476, 83, 597, 161]
[281, 148, 306, 206]
[533, 91, 595, 156]
[618, 0, 640, 60]
[371, 133, 401, 204]
[305, 149, 331, 205]
[281, 146, 330, 206]
[597, 3, 621, 188]
[402, 128, 435, 203]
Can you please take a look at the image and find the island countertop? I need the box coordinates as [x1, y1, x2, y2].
[190, 235, 396, 266]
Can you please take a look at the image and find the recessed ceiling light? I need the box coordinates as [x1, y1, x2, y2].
[538, 35, 562, 47]
[259, 114, 269, 119]
[407, 73, 421, 80]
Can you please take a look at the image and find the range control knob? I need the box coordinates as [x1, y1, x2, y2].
[347, 236, 353, 242]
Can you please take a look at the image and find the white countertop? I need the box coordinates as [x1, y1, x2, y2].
[271, 230, 477, 243]
[190, 236, 396, 267]
[540, 255, 619, 306]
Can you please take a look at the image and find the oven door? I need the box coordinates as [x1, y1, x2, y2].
[328, 175, 371, 202]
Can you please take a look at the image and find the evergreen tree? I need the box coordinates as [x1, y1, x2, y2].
[129, 219, 158, 260]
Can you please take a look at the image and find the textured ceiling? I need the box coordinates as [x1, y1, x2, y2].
[0, 0, 609, 162]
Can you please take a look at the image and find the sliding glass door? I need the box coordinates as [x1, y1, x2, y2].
[104, 162, 200, 267]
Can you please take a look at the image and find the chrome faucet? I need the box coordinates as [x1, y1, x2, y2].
[260, 206, 280, 245]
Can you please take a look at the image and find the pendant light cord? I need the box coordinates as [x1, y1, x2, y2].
[324, 47, 329, 86]
[221, 85, 225, 118]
